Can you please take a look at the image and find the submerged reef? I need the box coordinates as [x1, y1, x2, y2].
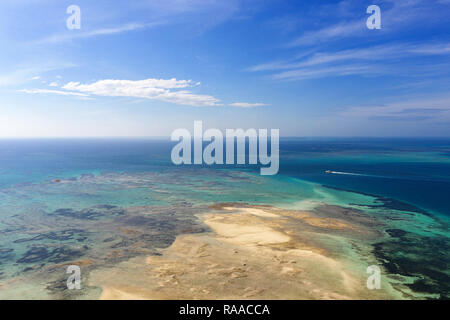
[52, 205, 126, 220]
[374, 230, 450, 299]
[0, 171, 448, 299]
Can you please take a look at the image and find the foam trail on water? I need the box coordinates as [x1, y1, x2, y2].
[326, 170, 381, 178]
[328, 171, 367, 176]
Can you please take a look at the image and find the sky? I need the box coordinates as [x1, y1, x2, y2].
[0, 0, 450, 137]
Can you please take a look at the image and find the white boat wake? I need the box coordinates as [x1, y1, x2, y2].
[325, 170, 372, 177]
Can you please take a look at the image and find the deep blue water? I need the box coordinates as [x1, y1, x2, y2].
[0, 138, 449, 217]
[278, 138, 450, 217]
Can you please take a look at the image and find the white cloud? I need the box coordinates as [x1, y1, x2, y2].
[19, 89, 89, 97]
[229, 102, 268, 108]
[19, 78, 266, 108]
[61, 78, 221, 107]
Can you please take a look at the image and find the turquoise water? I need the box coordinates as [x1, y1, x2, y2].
[0, 138, 448, 299]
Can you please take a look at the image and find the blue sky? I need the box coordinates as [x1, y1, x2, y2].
[1, 0, 450, 137]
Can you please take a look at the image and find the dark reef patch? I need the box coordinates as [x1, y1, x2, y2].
[17, 246, 51, 264]
[22, 263, 45, 273]
[117, 215, 175, 228]
[51, 205, 125, 220]
[373, 230, 450, 299]
[386, 229, 407, 238]
[17, 245, 88, 265]
[137, 233, 177, 249]
[0, 247, 14, 262]
[0, 225, 28, 234]
[47, 246, 86, 264]
[14, 229, 87, 243]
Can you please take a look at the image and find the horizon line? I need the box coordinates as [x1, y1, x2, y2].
[1, 136, 450, 140]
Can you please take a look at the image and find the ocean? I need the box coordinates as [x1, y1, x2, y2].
[0, 138, 448, 299]
[1, 138, 449, 215]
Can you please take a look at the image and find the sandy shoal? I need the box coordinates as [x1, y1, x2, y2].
[92, 204, 399, 300]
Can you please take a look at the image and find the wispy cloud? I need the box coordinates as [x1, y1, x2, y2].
[287, 0, 448, 47]
[249, 0, 450, 82]
[273, 64, 384, 81]
[29, 0, 251, 45]
[289, 20, 364, 47]
[19, 88, 89, 97]
[250, 44, 401, 71]
[341, 96, 450, 122]
[0, 63, 76, 87]
[61, 78, 221, 107]
[0, 69, 38, 87]
[250, 42, 450, 80]
[229, 102, 268, 108]
[33, 22, 163, 45]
